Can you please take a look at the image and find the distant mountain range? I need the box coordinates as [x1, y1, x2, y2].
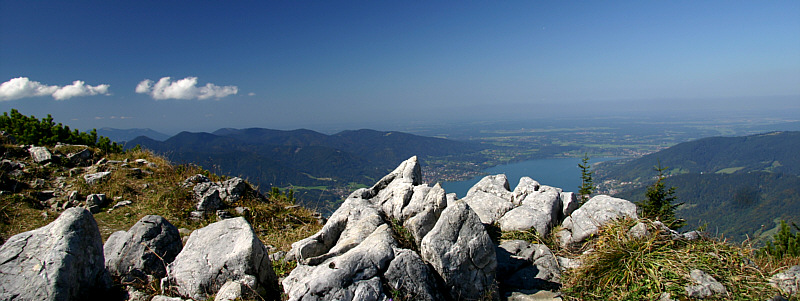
[597, 131, 800, 242]
[125, 128, 486, 210]
[97, 128, 170, 142]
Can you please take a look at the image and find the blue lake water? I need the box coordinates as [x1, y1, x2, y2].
[441, 157, 620, 198]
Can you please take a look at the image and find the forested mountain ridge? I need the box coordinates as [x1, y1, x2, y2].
[599, 131, 800, 182]
[597, 131, 800, 242]
[126, 128, 486, 209]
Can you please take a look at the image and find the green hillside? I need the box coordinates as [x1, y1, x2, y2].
[600, 131, 800, 182]
[614, 172, 800, 242]
[126, 128, 487, 210]
[599, 131, 800, 243]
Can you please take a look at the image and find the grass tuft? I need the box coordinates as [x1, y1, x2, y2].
[561, 218, 781, 300]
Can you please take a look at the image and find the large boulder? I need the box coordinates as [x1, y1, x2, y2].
[282, 224, 397, 301]
[498, 184, 563, 236]
[557, 195, 638, 247]
[165, 217, 277, 301]
[384, 248, 444, 301]
[420, 200, 498, 300]
[104, 215, 182, 282]
[192, 177, 257, 211]
[28, 146, 52, 163]
[462, 174, 515, 224]
[401, 184, 447, 245]
[0, 207, 111, 300]
[288, 197, 385, 265]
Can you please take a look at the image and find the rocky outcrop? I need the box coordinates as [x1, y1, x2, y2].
[283, 224, 396, 300]
[191, 177, 257, 212]
[84, 171, 111, 185]
[104, 215, 182, 282]
[421, 200, 498, 300]
[0, 207, 111, 300]
[284, 156, 498, 300]
[164, 217, 277, 301]
[557, 195, 638, 247]
[85, 193, 108, 213]
[460, 175, 575, 239]
[462, 174, 515, 225]
[496, 240, 561, 294]
[28, 146, 52, 163]
[384, 248, 444, 300]
[499, 183, 564, 236]
[685, 269, 728, 298]
[770, 265, 800, 297]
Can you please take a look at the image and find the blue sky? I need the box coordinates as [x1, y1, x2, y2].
[1, 1, 799, 134]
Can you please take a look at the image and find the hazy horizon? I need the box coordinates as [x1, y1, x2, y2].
[2, 2, 799, 135]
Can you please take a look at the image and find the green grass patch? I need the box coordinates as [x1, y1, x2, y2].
[715, 166, 745, 174]
[562, 218, 780, 300]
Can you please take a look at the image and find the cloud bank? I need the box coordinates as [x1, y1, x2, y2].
[0, 77, 110, 101]
[136, 77, 238, 100]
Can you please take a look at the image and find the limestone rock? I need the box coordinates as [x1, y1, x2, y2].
[28, 146, 52, 163]
[685, 269, 728, 298]
[282, 224, 396, 301]
[628, 222, 650, 239]
[192, 177, 255, 211]
[770, 265, 800, 297]
[499, 185, 563, 236]
[0, 207, 111, 300]
[420, 200, 497, 300]
[384, 248, 444, 301]
[66, 148, 93, 166]
[369, 156, 422, 221]
[165, 217, 277, 301]
[182, 174, 210, 188]
[560, 191, 579, 219]
[463, 174, 514, 224]
[104, 215, 182, 282]
[151, 296, 186, 301]
[288, 197, 384, 265]
[402, 183, 447, 245]
[496, 240, 560, 292]
[511, 177, 540, 206]
[557, 195, 638, 247]
[193, 182, 223, 211]
[85, 193, 108, 213]
[84, 171, 111, 185]
[215, 277, 259, 301]
[506, 290, 563, 301]
[125, 286, 149, 301]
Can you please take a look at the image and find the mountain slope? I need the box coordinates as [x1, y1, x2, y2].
[614, 172, 800, 242]
[601, 131, 800, 182]
[97, 127, 170, 142]
[597, 131, 800, 242]
[126, 128, 486, 208]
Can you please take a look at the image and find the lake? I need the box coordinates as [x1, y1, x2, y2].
[441, 157, 620, 198]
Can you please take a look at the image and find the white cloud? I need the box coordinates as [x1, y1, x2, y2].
[0, 77, 110, 101]
[248, 92, 256, 96]
[52, 80, 110, 100]
[135, 77, 238, 100]
[135, 79, 152, 93]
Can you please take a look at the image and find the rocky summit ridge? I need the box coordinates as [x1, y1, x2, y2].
[0, 152, 797, 300]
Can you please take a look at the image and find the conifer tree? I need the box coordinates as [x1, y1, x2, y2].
[636, 161, 685, 229]
[578, 153, 593, 205]
[761, 220, 800, 259]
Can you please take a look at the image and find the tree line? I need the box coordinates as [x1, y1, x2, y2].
[0, 109, 122, 153]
